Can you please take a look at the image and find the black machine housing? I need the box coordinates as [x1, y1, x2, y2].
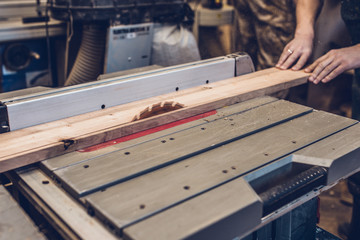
[49, 0, 193, 24]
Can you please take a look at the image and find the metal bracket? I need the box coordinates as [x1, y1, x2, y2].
[227, 52, 255, 76]
[0, 103, 9, 133]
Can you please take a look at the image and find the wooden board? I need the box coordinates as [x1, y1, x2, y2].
[41, 96, 277, 172]
[83, 110, 355, 232]
[0, 185, 45, 240]
[0, 68, 309, 173]
[52, 100, 312, 198]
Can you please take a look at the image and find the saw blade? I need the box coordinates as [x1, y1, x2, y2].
[132, 101, 185, 121]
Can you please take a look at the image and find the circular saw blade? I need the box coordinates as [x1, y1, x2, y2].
[132, 101, 185, 122]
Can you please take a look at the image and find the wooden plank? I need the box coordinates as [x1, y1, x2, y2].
[0, 185, 45, 240]
[53, 100, 312, 198]
[0, 68, 309, 173]
[123, 179, 262, 240]
[83, 111, 355, 232]
[15, 168, 119, 240]
[41, 96, 277, 172]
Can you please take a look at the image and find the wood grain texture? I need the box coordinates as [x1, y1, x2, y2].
[0, 68, 309, 173]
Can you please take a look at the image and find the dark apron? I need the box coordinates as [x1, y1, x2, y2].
[341, 0, 360, 120]
[341, 2, 360, 236]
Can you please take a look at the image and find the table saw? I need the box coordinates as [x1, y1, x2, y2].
[1, 54, 360, 240]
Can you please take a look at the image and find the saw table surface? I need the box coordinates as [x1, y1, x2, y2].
[27, 96, 360, 240]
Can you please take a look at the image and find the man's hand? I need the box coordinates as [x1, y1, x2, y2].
[276, 0, 321, 71]
[305, 44, 360, 84]
[276, 34, 314, 70]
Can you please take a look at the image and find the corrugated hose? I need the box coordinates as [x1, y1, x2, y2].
[65, 24, 106, 86]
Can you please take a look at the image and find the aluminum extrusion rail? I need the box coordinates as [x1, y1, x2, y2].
[0, 53, 254, 132]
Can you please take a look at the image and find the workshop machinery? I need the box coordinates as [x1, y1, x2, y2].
[0, 0, 66, 92]
[0, 0, 196, 92]
[0, 54, 359, 239]
[0, 53, 254, 132]
[4, 96, 358, 240]
[48, 0, 195, 86]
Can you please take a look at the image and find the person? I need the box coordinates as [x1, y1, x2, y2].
[276, 0, 360, 239]
[232, 0, 296, 71]
[231, 0, 300, 99]
[276, 0, 360, 93]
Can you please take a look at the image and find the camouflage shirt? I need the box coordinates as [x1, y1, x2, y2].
[232, 0, 296, 70]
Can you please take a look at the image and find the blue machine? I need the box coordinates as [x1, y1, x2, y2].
[0, 16, 66, 93]
[1, 38, 50, 92]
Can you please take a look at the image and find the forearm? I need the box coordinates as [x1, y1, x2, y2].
[306, 44, 360, 84]
[276, 0, 322, 70]
[353, 44, 360, 69]
[294, 0, 322, 39]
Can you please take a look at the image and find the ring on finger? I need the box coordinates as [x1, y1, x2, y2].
[287, 49, 293, 54]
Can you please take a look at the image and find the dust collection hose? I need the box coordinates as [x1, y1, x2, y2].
[65, 24, 106, 86]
